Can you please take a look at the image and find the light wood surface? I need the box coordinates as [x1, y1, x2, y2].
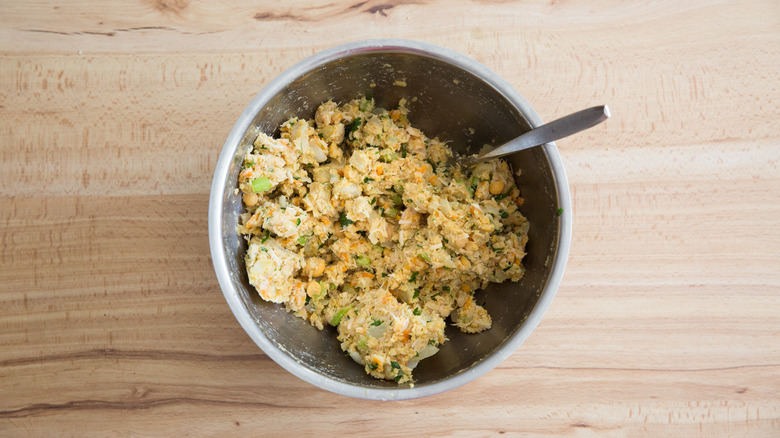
[2, 0, 779, 436]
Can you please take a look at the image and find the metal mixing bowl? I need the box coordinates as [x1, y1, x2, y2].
[208, 39, 572, 400]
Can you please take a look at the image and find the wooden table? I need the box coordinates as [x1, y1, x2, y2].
[2, 1, 778, 436]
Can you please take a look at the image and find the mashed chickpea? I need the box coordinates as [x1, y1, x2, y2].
[238, 97, 529, 383]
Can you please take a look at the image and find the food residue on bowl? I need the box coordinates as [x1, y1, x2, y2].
[237, 97, 529, 383]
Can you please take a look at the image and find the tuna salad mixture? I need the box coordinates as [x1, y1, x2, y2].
[238, 97, 529, 383]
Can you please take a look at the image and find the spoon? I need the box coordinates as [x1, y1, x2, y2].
[458, 105, 611, 167]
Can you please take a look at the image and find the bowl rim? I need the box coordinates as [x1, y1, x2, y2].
[208, 38, 572, 401]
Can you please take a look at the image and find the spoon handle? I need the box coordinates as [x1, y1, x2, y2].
[475, 105, 611, 162]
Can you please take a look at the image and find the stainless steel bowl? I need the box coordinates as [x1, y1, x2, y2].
[209, 39, 572, 400]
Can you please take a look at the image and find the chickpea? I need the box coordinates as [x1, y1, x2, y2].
[306, 280, 320, 297]
[311, 257, 326, 277]
[489, 180, 505, 195]
[328, 142, 343, 160]
[459, 256, 470, 269]
[304, 257, 326, 278]
[464, 241, 479, 253]
[243, 192, 258, 207]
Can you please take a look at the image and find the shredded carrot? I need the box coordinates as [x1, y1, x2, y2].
[358, 272, 375, 279]
[389, 110, 401, 120]
[376, 165, 384, 176]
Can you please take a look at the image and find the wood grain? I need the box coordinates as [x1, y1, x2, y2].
[1, 0, 779, 436]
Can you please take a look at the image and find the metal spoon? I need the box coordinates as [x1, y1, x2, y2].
[459, 105, 611, 167]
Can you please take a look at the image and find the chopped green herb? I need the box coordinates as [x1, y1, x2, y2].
[409, 271, 418, 283]
[293, 176, 300, 181]
[295, 218, 301, 226]
[413, 308, 422, 316]
[385, 207, 398, 218]
[369, 197, 376, 205]
[430, 292, 441, 298]
[260, 246, 269, 253]
[339, 212, 355, 227]
[400, 143, 408, 158]
[390, 193, 403, 206]
[368, 362, 378, 371]
[442, 237, 449, 244]
[391, 361, 401, 370]
[330, 306, 351, 326]
[297, 235, 308, 245]
[500, 210, 509, 218]
[503, 265, 512, 272]
[394, 373, 403, 382]
[413, 289, 420, 299]
[470, 176, 480, 188]
[261, 229, 270, 244]
[419, 253, 431, 262]
[363, 177, 374, 183]
[347, 117, 363, 138]
[355, 255, 371, 267]
[318, 132, 324, 139]
[556, 207, 563, 216]
[250, 176, 272, 193]
[442, 286, 450, 292]
[370, 319, 383, 327]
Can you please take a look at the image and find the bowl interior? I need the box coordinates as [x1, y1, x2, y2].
[216, 50, 561, 390]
